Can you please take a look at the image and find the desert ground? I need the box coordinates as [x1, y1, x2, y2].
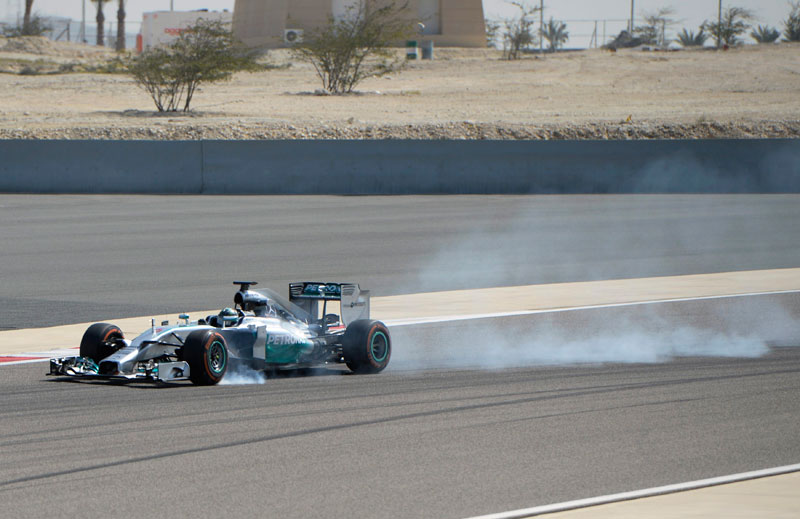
[0, 36, 798, 140]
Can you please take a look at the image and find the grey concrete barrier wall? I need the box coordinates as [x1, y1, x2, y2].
[0, 141, 203, 194]
[1, 139, 799, 194]
[203, 139, 800, 194]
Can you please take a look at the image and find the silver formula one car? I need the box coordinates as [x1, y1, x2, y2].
[49, 282, 391, 385]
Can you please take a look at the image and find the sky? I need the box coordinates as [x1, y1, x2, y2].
[1, 1, 794, 47]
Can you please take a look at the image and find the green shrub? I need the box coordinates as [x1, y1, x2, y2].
[291, 0, 412, 93]
[2, 15, 51, 37]
[127, 19, 259, 112]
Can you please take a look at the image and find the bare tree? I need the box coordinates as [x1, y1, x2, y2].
[485, 19, 501, 48]
[502, 1, 540, 60]
[636, 7, 679, 47]
[292, 1, 413, 94]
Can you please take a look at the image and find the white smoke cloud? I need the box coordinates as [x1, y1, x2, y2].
[388, 194, 800, 372]
[219, 363, 267, 385]
[216, 295, 798, 380]
[387, 295, 799, 371]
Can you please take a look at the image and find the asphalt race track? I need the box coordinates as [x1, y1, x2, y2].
[2, 195, 800, 329]
[2, 294, 800, 518]
[1, 194, 799, 518]
[2, 338, 799, 517]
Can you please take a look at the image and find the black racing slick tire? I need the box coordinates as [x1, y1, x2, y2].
[181, 330, 228, 385]
[343, 320, 391, 374]
[79, 323, 124, 363]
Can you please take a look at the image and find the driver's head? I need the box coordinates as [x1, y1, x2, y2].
[218, 307, 238, 327]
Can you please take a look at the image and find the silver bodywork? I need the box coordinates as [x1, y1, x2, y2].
[49, 282, 372, 383]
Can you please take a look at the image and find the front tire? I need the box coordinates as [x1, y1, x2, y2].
[181, 330, 228, 385]
[79, 323, 124, 363]
[343, 320, 391, 374]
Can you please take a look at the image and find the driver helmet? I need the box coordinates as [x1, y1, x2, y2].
[218, 307, 238, 327]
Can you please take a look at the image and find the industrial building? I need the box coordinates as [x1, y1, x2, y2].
[232, 0, 485, 48]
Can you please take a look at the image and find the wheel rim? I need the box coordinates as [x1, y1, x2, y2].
[208, 340, 226, 374]
[370, 331, 389, 363]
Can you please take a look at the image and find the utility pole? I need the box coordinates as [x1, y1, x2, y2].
[80, 0, 86, 42]
[717, 0, 723, 48]
[539, 0, 543, 54]
[170, 0, 174, 11]
[630, 0, 634, 32]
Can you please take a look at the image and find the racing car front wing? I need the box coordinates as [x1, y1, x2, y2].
[49, 356, 191, 383]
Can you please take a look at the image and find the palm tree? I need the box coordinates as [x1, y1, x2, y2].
[116, 0, 126, 51]
[702, 7, 755, 47]
[541, 18, 568, 53]
[92, 0, 110, 46]
[785, 1, 800, 42]
[23, 0, 34, 34]
[676, 28, 708, 47]
[750, 25, 780, 43]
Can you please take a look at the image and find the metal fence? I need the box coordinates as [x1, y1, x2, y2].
[15, 16, 661, 51]
[6, 16, 144, 50]
[489, 18, 635, 51]
[558, 18, 630, 48]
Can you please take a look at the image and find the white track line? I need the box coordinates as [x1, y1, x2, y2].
[3, 289, 798, 366]
[384, 289, 800, 327]
[0, 348, 78, 366]
[464, 463, 800, 519]
[0, 358, 53, 366]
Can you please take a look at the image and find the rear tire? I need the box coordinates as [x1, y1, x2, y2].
[343, 320, 391, 374]
[79, 323, 124, 363]
[181, 330, 228, 385]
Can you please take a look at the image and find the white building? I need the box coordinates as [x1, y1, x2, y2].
[138, 9, 233, 51]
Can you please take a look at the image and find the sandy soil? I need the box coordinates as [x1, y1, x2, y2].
[1, 36, 799, 140]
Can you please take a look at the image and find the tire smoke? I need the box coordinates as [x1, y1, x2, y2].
[220, 363, 267, 385]
[388, 294, 800, 371]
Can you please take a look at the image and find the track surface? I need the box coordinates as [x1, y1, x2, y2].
[2, 195, 800, 329]
[2, 343, 799, 517]
[2, 194, 799, 518]
[2, 294, 800, 519]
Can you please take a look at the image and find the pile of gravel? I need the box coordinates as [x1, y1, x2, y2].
[0, 120, 797, 140]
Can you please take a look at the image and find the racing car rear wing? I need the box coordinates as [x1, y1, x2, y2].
[289, 282, 370, 325]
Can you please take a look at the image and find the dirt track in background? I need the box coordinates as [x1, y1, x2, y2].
[1, 38, 798, 140]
